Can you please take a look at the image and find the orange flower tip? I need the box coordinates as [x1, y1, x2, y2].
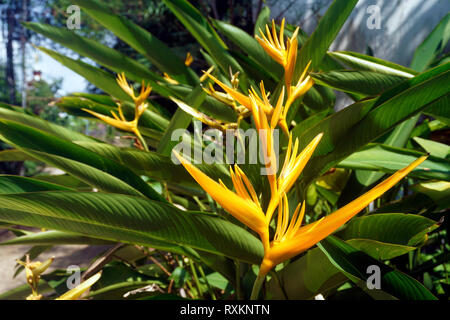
[292, 27, 300, 39]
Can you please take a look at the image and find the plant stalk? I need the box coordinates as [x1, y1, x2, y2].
[250, 271, 266, 300]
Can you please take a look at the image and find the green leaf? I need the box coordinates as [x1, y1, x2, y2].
[254, 6, 270, 36]
[337, 143, 450, 181]
[311, 71, 406, 96]
[303, 85, 336, 111]
[0, 119, 164, 201]
[0, 192, 263, 264]
[351, 114, 420, 191]
[295, 0, 358, 75]
[71, 0, 198, 85]
[318, 236, 437, 300]
[0, 175, 73, 193]
[423, 93, 450, 125]
[410, 13, 450, 72]
[33, 174, 91, 191]
[297, 63, 450, 186]
[157, 86, 206, 156]
[411, 181, 450, 204]
[328, 51, 417, 77]
[162, 0, 242, 75]
[24, 22, 175, 98]
[212, 19, 282, 79]
[267, 247, 347, 299]
[38, 47, 131, 101]
[413, 137, 450, 159]
[0, 230, 114, 246]
[337, 213, 439, 259]
[0, 105, 96, 142]
[345, 239, 416, 261]
[76, 141, 231, 187]
[0, 149, 35, 162]
[0, 281, 53, 300]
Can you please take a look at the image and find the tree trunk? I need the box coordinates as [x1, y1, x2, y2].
[20, 0, 29, 109]
[6, 6, 16, 105]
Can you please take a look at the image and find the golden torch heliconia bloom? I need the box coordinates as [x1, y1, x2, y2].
[82, 73, 152, 150]
[174, 113, 426, 299]
[174, 82, 427, 299]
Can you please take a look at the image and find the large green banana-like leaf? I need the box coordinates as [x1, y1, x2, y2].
[410, 13, 450, 72]
[0, 175, 72, 193]
[75, 141, 231, 186]
[0, 106, 96, 142]
[24, 22, 175, 98]
[267, 247, 347, 299]
[0, 230, 114, 246]
[0, 120, 163, 201]
[162, 0, 242, 75]
[318, 236, 437, 300]
[311, 71, 406, 96]
[413, 137, 450, 159]
[254, 6, 270, 36]
[424, 93, 450, 125]
[337, 143, 450, 181]
[328, 51, 417, 77]
[71, 0, 198, 86]
[0, 149, 35, 162]
[296, 63, 450, 186]
[0, 192, 263, 264]
[336, 213, 439, 260]
[157, 86, 206, 156]
[295, 0, 358, 76]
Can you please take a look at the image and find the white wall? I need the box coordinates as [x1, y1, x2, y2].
[260, 0, 449, 68]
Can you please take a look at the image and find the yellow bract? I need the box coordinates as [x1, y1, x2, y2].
[56, 272, 102, 300]
[185, 52, 194, 67]
[17, 255, 54, 300]
[82, 73, 151, 149]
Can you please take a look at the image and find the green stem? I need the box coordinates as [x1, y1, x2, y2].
[189, 259, 203, 298]
[250, 271, 266, 300]
[235, 261, 242, 300]
[134, 129, 149, 151]
[197, 264, 216, 300]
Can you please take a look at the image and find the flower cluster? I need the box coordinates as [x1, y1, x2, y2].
[174, 19, 427, 286]
[82, 73, 152, 150]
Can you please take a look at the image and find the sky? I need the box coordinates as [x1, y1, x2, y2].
[0, 30, 87, 98]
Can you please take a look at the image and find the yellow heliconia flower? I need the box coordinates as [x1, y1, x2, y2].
[16, 255, 54, 300]
[173, 150, 267, 236]
[255, 18, 299, 90]
[172, 17, 428, 300]
[56, 272, 102, 300]
[259, 155, 427, 276]
[82, 73, 151, 149]
[163, 72, 180, 85]
[174, 80, 428, 297]
[285, 61, 314, 109]
[205, 73, 253, 113]
[170, 97, 236, 131]
[185, 52, 194, 67]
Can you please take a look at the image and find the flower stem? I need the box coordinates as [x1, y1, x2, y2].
[250, 271, 266, 300]
[134, 129, 148, 151]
